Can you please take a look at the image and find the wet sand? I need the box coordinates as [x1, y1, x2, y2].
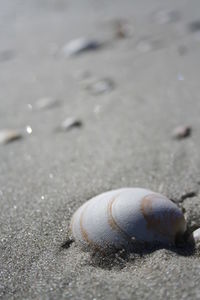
[1, 0, 200, 299]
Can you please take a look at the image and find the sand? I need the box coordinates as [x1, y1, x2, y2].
[1, 0, 200, 299]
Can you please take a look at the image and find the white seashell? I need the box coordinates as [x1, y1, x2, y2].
[0, 129, 22, 145]
[58, 117, 82, 131]
[70, 188, 186, 252]
[62, 38, 101, 57]
[172, 125, 191, 139]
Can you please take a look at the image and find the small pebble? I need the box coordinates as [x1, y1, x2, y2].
[189, 228, 200, 247]
[35, 97, 60, 110]
[172, 125, 191, 139]
[193, 228, 200, 243]
[86, 78, 114, 95]
[62, 38, 101, 57]
[188, 21, 200, 33]
[0, 129, 22, 145]
[26, 126, 32, 135]
[58, 117, 82, 131]
[113, 20, 129, 39]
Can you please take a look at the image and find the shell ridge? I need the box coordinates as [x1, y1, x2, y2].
[79, 203, 104, 252]
[107, 194, 133, 245]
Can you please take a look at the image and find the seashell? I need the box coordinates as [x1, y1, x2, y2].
[0, 129, 22, 145]
[62, 38, 101, 57]
[57, 117, 82, 131]
[172, 125, 191, 139]
[70, 188, 186, 252]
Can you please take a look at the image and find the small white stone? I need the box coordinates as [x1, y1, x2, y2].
[189, 228, 200, 248]
[193, 228, 200, 243]
[26, 126, 32, 135]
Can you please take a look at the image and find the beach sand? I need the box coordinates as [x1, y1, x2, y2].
[1, 0, 200, 299]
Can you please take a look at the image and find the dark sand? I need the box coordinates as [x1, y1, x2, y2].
[1, 0, 200, 299]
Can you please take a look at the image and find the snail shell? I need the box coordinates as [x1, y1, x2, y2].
[70, 188, 186, 252]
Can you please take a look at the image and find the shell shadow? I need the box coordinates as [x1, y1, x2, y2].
[59, 231, 195, 270]
[60, 238, 74, 250]
[89, 239, 195, 270]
